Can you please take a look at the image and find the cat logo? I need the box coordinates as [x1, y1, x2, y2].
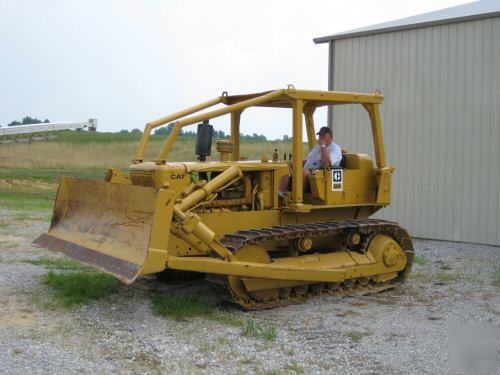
[331, 169, 343, 192]
[171, 174, 185, 179]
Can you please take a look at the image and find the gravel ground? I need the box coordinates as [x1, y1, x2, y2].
[0, 208, 499, 374]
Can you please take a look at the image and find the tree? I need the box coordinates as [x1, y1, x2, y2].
[131, 128, 142, 135]
[282, 134, 290, 141]
[214, 130, 226, 139]
[7, 116, 50, 126]
[22, 116, 41, 125]
[154, 127, 168, 136]
[119, 129, 129, 134]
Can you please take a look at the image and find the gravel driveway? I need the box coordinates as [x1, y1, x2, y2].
[0, 208, 498, 374]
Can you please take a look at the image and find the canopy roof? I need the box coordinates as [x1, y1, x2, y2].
[220, 88, 384, 108]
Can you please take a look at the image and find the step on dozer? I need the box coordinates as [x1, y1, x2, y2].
[34, 87, 414, 309]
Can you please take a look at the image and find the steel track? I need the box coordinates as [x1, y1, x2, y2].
[208, 219, 414, 310]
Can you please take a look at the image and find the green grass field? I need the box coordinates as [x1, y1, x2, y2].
[0, 130, 298, 213]
[0, 130, 294, 170]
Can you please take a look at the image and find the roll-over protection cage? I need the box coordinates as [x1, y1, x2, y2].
[133, 86, 387, 209]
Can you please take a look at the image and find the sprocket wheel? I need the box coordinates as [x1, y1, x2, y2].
[227, 245, 279, 303]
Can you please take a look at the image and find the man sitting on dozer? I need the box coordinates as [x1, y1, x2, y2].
[279, 126, 342, 197]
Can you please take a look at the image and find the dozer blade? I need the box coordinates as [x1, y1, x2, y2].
[33, 177, 172, 283]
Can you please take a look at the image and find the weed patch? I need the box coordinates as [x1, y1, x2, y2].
[152, 294, 216, 321]
[242, 319, 278, 341]
[207, 311, 244, 327]
[494, 267, 500, 287]
[285, 361, 304, 374]
[413, 255, 427, 266]
[261, 326, 278, 341]
[435, 271, 459, 284]
[43, 270, 119, 308]
[346, 330, 370, 343]
[151, 293, 245, 326]
[411, 270, 460, 284]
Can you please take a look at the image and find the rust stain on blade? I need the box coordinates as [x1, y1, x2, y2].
[33, 234, 140, 284]
[32, 177, 160, 282]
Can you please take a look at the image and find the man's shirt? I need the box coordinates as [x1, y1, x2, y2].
[303, 142, 342, 170]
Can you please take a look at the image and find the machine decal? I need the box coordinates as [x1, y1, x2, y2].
[332, 169, 343, 191]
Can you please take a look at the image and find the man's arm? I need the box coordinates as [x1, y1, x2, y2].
[319, 144, 331, 168]
[328, 144, 343, 167]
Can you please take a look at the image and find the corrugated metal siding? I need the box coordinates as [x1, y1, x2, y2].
[331, 17, 500, 246]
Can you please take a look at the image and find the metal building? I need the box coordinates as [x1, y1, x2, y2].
[314, 0, 500, 246]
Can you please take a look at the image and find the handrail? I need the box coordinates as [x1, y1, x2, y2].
[155, 89, 285, 163]
[133, 97, 222, 163]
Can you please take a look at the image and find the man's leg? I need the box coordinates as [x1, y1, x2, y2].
[279, 175, 290, 194]
[279, 163, 294, 197]
[302, 169, 310, 192]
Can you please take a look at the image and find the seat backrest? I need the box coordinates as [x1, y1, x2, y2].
[339, 154, 346, 169]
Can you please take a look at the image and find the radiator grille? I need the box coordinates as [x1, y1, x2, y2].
[130, 173, 155, 187]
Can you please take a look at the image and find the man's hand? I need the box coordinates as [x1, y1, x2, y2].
[319, 140, 330, 167]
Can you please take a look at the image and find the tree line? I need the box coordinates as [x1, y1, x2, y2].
[7, 116, 50, 126]
[120, 123, 268, 141]
[5, 116, 284, 141]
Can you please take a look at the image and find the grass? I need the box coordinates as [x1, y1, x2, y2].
[151, 294, 277, 341]
[199, 341, 218, 353]
[151, 293, 246, 329]
[23, 256, 87, 271]
[0, 167, 106, 184]
[435, 271, 459, 283]
[0, 131, 298, 222]
[207, 311, 244, 327]
[242, 319, 278, 341]
[0, 132, 298, 172]
[494, 267, 500, 287]
[56, 130, 144, 144]
[151, 293, 246, 327]
[199, 337, 232, 354]
[43, 270, 119, 308]
[346, 330, 370, 343]
[151, 294, 217, 321]
[285, 361, 304, 374]
[0, 178, 56, 212]
[0, 191, 54, 211]
[410, 270, 458, 284]
[413, 255, 427, 266]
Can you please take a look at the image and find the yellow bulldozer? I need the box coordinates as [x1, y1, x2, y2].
[34, 87, 413, 309]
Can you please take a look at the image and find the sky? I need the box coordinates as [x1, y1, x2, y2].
[0, 0, 471, 140]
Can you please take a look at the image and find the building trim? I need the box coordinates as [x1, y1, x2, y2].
[314, 11, 500, 43]
[327, 40, 335, 128]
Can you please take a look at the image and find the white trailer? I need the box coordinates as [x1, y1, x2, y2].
[0, 119, 97, 143]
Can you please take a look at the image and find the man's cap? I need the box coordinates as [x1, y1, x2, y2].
[316, 126, 332, 136]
